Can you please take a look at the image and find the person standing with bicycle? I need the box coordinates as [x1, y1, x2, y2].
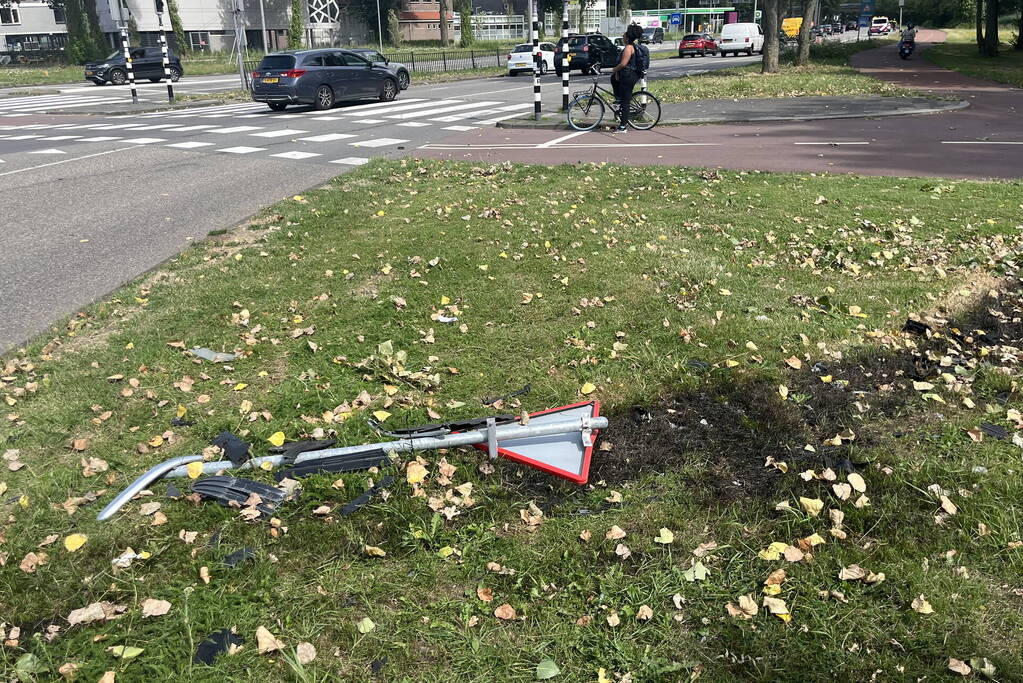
[610, 24, 646, 133]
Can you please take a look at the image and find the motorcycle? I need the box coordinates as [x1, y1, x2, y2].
[898, 32, 915, 59]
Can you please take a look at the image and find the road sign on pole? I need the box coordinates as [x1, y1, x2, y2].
[670, 12, 682, 24]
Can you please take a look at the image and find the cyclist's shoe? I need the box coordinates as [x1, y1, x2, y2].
[615, 125, 627, 133]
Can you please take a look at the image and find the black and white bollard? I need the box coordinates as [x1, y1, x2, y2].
[560, 1, 569, 110]
[531, 5, 541, 121]
[155, 0, 175, 103]
[119, 24, 138, 105]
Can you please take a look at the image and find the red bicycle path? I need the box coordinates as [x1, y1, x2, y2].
[416, 30, 1023, 180]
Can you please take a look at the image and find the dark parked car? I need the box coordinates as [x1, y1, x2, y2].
[555, 33, 620, 76]
[350, 48, 411, 90]
[251, 49, 400, 111]
[846, 21, 858, 31]
[678, 33, 717, 57]
[641, 27, 665, 44]
[85, 47, 182, 85]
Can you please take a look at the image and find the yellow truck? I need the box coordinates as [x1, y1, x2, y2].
[782, 17, 803, 37]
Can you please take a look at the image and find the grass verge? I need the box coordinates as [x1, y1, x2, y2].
[652, 39, 910, 102]
[924, 27, 1023, 88]
[3, 160, 1023, 681]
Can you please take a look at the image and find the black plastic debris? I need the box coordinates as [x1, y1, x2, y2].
[902, 319, 931, 336]
[686, 358, 712, 371]
[980, 422, 1009, 440]
[191, 476, 288, 516]
[482, 383, 532, 406]
[170, 417, 195, 427]
[211, 431, 251, 467]
[275, 448, 389, 481]
[194, 629, 244, 665]
[370, 657, 388, 674]
[341, 476, 394, 516]
[166, 484, 182, 499]
[631, 406, 652, 424]
[269, 439, 337, 465]
[189, 347, 240, 363]
[223, 547, 256, 568]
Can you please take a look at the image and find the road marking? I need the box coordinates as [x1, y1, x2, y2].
[353, 119, 386, 124]
[385, 101, 501, 120]
[350, 138, 409, 148]
[397, 121, 432, 127]
[29, 148, 67, 155]
[442, 125, 478, 131]
[251, 129, 309, 138]
[940, 141, 1023, 145]
[793, 141, 870, 145]
[308, 116, 342, 121]
[217, 146, 266, 154]
[270, 151, 322, 159]
[5, 135, 43, 140]
[299, 133, 356, 142]
[208, 126, 263, 134]
[538, 131, 588, 148]
[335, 98, 429, 115]
[131, 123, 186, 130]
[166, 141, 215, 148]
[0, 146, 131, 178]
[421, 142, 721, 150]
[172, 125, 220, 132]
[339, 99, 461, 117]
[76, 136, 123, 142]
[330, 157, 370, 165]
[40, 135, 82, 141]
[122, 138, 168, 144]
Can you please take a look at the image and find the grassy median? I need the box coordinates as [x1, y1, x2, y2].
[3, 160, 1023, 681]
[924, 27, 1023, 89]
[652, 40, 909, 102]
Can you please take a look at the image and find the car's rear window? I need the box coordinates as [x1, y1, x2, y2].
[259, 55, 295, 69]
[564, 36, 587, 47]
[512, 44, 532, 53]
[682, 34, 702, 40]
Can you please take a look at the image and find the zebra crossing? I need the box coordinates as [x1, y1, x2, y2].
[0, 92, 123, 116]
[0, 94, 533, 168]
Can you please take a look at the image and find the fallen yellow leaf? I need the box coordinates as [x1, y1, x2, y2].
[267, 431, 286, 447]
[64, 534, 88, 552]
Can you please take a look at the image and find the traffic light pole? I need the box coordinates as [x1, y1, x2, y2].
[155, 0, 174, 103]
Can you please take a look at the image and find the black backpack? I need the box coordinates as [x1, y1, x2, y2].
[630, 43, 650, 75]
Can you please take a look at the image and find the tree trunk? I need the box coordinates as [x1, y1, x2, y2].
[439, 0, 450, 46]
[761, 0, 781, 73]
[794, 0, 817, 66]
[976, 0, 984, 50]
[1017, 7, 1023, 50]
[983, 0, 999, 55]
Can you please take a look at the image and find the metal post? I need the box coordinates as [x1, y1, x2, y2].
[376, 0, 384, 51]
[156, 3, 174, 103]
[233, 2, 246, 88]
[119, 24, 139, 105]
[531, 1, 540, 120]
[752, 0, 757, 23]
[560, 0, 569, 110]
[258, 0, 268, 53]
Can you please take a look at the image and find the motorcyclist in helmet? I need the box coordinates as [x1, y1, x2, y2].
[901, 23, 918, 43]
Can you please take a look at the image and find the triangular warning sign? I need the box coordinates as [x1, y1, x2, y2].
[474, 401, 601, 484]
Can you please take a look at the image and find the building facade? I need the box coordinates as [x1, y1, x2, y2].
[0, 0, 371, 55]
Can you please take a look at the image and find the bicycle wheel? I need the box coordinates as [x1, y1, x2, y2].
[566, 93, 605, 132]
[628, 91, 661, 130]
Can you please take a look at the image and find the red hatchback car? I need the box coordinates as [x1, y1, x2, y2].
[678, 33, 718, 57]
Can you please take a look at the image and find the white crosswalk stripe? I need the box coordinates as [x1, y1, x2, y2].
[218, 146, 265, 154]
[251, 129, 308, 138]
[270, 151, 321, 159]
[330, 157, 370, 165]
[350, 137, 408, 148]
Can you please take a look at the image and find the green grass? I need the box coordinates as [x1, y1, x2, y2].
[924, 27, 1023, 88]
[652, 39, 910, 102]
[3, 161, 1023, 680]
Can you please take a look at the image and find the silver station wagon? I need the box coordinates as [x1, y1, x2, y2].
[251, 49, 401, 112]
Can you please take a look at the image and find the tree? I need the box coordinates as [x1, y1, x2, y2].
[761, 0, 781, 73]
[458, 0, 473, 46]
[387, 7, 402, 47]
[288, 0, 304, 49]
[983, 0, 999, 55]
[62, 0, 105, 63]
[794, 0, 818, 66]
[167, 0, 187, 52]
[439, 0, 450, 45]
[127, 14, 140, 43]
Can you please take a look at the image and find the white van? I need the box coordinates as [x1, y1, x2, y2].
[718, 22, 764, 56]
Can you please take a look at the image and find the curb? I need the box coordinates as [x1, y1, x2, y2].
[497, 98, 969, 130]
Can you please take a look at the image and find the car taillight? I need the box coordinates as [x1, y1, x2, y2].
[582, 45, 589, 52]
[745, 37, 750, 42]
[251, 70, 260, 78]
[507, 54, 512, 60]
[281, 69, 306, 78]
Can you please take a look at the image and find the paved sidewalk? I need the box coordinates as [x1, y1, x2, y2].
[499, 94, 966, 129]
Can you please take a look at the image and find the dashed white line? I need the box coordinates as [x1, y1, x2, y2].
[270, 151, 322, 159]
[250, 129, 309, 138]
[330, 157, 370, 165]
[217, 146, 266, 154]
[299, 133, 355, 142]
[166, 141, 215, 149]
[350, 138, 409, 148]
[122, 138, 168, 144]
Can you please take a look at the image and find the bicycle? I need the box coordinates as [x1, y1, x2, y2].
[566, 68, 661, 132]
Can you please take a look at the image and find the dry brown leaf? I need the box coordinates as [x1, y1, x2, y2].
[911, 595, 934, 614]
[606, 611, 621, 627]
[19, 551, 47, 574]
[255, 625, 284, 654]
[199, 566, 211, 585]
[141, 598, 172, 618]
[947, 658, 971, 676]
[725, 594, 759, 619]
[296, 642, 317, 665]
[605, 525, 626, 540]
[838, 565, 867, 581]
[636, 604, 653, 621]
[614, 543, 631, 559]
[765, 569, 786, 586]
[847, 472, 867, 493]
[476, 587, 494, 603]
[493, 603, 516, 620]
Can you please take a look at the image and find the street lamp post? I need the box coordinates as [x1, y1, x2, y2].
[258, 0, 268, 52]
[376, 0, 383, 50]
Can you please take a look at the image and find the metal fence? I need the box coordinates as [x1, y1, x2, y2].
[243, 47, 508, 78]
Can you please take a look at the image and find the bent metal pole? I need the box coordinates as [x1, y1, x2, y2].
[97, 415, 607, 521]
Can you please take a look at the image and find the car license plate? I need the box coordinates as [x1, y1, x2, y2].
[566, 54, 573, 61]
[262, 77, 279, 84]
[85, 70, 94, 75]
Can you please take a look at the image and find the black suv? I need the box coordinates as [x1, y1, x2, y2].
[555, 33, 620, 76]
[85, 47, 183, 85]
